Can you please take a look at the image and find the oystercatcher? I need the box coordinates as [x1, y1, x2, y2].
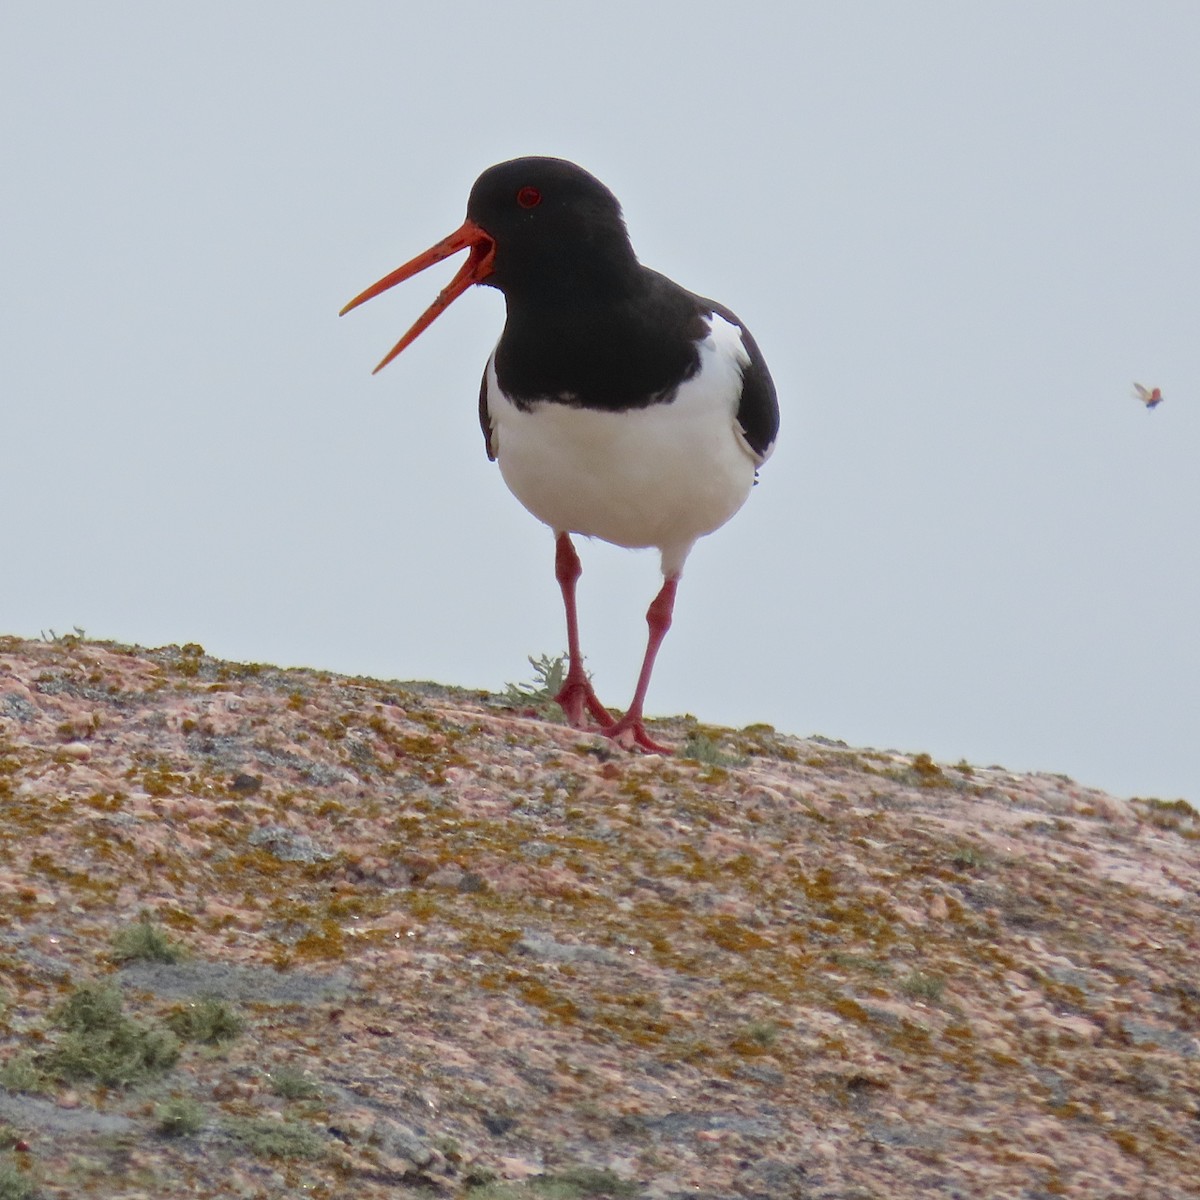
[341, 157, 779, 753]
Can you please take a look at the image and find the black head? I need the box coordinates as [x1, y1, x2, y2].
[340, 156, 640, 371]
[466, 157, 638, 298]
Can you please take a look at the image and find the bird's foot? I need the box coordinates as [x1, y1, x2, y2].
[602, 714, 673, 755]
[554, 678, 615, 730]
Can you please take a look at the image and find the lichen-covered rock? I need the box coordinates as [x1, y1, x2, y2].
[0, 634, 1197, 1198]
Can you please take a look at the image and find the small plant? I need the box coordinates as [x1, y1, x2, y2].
[111, 914, 187, 965]
[164, 997, 244, 1045]
[0, 1052, 47, 1095]
[908, 753, 948, 787]
[951, 844, 988, 870]
[549, 1167, 639, 1197]
[743, 1019, 779, 1048]
[0, 1159, 36, 1200]
[828, 951, 893, 977]
[680, 733, 745, 767]
[466, 1168, 638, 1199]
[500, 653, 569, 711]
[223, 1116, 324, 1160]
[155, 1096, 205, 1137]
[899, 970, 945, 1004]
[45, 981, 180, 1087]
[268, 1067, 322, 1100]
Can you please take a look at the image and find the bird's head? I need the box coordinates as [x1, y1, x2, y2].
[341, 157, 634, 373]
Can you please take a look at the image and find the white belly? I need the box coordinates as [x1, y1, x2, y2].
[485, 315, 761, 577]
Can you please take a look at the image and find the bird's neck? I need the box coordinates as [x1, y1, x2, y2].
[495, 272, 704, 409]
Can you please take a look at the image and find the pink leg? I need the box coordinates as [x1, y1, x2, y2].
[604, 576, 679, 754]
[552, 533, 615, 729]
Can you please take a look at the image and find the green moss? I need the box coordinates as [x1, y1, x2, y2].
[140, 766, 186, 797]
[701, 915, 769, 953]
[518, 978, 581, 1024]
[289, 920, 347, 962]
[829, 996, 872, 1024]
[82, 792, 125, 813]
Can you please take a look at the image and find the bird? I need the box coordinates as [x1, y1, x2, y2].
[1132, 383, 1163, 410]
[340, 157, 779, 754]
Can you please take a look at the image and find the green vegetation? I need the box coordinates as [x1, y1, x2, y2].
[44, 981, 179, 1087]
[268, 1066, 322, 1100]
[899, 970, 945, 1004]
[951, 844, 989, 870]
[111, 914, 188, 965]
[680, 732, 746, 767]
[0, 1159, 36, 1200]
[223, 1116, 324, 1160]
[155, 1096, 206, 1137]
[164, 997, 244, 1045]
[500, 653, 569, 711]
[0, 1052, 47, 1095]
[466, 1167, 639, 1199]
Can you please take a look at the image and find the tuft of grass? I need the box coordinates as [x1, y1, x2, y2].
[164, 997, 244, 1045]
[951, 844, 989, 871]
[828, 951, 893, 977]
[223, 1116, 324, 1160]
[44, 981, 179, 1087]
[467, 1168, 638, 1199]
[500, 653, 569, 711]
[111, 914, 187, 965]
[155, 1096, 205, 1138]
[898, 970, 945, 1004]
[0, 1159, 36, 1200]
[1133, 796, 1197, 834]
[743, 1020, 779, 1048]
[680, 733, 746, 768]
[0, 1052, 49, 1095]
[908, 752, 949, 788]
[268, 1066, 322, 1100]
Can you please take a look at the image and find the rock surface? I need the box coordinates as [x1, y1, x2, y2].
[0, 634, 1197, 1198]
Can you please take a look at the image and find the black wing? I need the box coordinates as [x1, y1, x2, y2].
[706, 299, 779, 461]
[478, 358, 497, 461]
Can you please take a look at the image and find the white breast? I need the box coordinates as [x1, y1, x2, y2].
[484, 313, 762, 578]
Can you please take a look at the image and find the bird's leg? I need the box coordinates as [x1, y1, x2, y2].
[604, 575, 679, 754]
[552, 532, 615, 729]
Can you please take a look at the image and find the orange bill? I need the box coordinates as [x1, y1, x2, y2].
[340, 219, 496, 374]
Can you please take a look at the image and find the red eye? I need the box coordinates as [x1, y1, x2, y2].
[516, 186, 542, 209]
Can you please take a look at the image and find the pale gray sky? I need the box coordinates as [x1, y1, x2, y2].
[3, 3, 1197, 802]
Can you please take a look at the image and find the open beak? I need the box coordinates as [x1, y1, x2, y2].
[340, 218, 496, 374]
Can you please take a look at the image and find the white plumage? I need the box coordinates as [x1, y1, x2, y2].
[484, 313, 768, 578]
